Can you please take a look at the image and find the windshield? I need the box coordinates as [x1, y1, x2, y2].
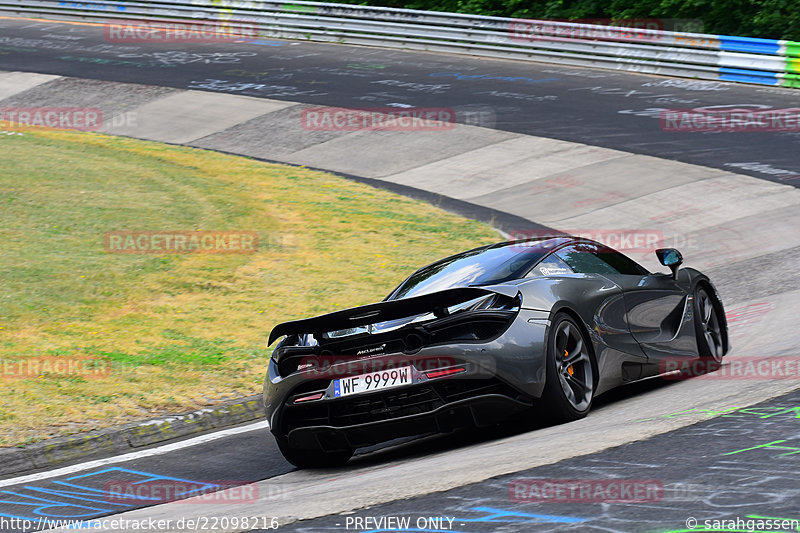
[387, 238, 568, 300]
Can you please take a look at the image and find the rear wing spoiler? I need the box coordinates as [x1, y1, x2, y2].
[267, 285, 518, 345]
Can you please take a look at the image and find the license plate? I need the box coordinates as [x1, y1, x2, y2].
[333, 367, 412, 398]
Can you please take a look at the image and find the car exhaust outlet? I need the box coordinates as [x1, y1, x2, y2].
[403, 333, 424, 353]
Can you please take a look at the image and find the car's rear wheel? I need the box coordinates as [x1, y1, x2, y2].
[275, 436, 353, 469]
[693, 285, 725, 363]
[540, 312, 595, 422]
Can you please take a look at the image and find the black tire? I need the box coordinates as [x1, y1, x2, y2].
[275, 436, 353, 469]
[693, 285, 725, 363]
[540, 312, 595, 423]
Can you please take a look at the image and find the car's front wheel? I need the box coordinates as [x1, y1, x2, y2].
[275, 436, 353, 469]
[693, 285, 725, 363]
[540, 312, 595, 423]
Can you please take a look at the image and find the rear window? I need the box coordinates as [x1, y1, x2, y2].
[388, 238, 568, 300]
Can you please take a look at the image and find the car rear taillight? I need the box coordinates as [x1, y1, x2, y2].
[425, 366, 466, 379]
[293, 392, 324, 404]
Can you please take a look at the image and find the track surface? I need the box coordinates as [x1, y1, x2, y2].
[290, 388, 800, 533]
[0, 17, 799, 185]
[1, 15, 799, 533]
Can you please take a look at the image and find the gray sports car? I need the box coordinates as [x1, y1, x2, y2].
[263, 237, 728, 468]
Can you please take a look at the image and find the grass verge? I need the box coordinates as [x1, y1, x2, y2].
[0, 124, 501, 446]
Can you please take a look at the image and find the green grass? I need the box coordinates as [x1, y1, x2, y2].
[0, 124, 501, 446]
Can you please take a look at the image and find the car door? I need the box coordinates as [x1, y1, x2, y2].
[618, 271, 698, 359]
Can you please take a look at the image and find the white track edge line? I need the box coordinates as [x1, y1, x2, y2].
[0, 420, 270, 488]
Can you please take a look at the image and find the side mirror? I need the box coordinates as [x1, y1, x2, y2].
[655, 248, 683, 280]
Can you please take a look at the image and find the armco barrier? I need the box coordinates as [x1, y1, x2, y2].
[0, 0, 797, 87]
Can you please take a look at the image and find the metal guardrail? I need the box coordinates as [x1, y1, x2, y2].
[1, 0, 798, 87]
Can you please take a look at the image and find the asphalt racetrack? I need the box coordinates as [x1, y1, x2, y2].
[1, 17, 799, 184]
[1, 15, 799, 533]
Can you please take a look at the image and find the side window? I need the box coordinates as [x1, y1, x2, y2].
[555, 244, 618, 275]
[593, 244, 649, 275]
[528, 254, 574, 277]
[554, 243, 647, 276]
